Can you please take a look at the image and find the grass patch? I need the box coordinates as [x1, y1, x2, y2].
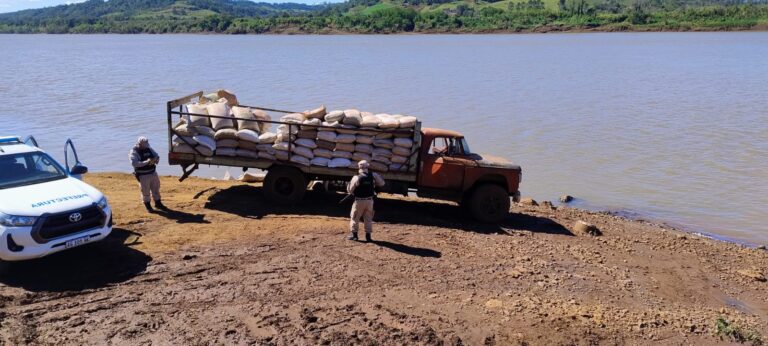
[716, 317, 764, 346]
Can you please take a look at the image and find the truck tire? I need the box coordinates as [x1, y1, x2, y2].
[468, 184, 510, 223]
[263, 166, 307, 205]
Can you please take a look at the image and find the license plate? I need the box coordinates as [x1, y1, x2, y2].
[65, 236, 90, 249]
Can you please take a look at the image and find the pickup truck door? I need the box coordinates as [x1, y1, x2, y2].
[64, 139, 88, 179]
[419, 137, 465, 192]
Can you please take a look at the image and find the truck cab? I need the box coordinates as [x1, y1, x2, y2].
[417, 128, 521, 223]
[0, 136, 113, 261]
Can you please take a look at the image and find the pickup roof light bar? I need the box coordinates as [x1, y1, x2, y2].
[0, 136, 22, 145]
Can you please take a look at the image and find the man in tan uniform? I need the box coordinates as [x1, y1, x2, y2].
[129, 137, 167, 212]
[347, 160, 385, 242]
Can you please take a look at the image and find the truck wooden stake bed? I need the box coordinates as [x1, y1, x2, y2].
[166, 92, 522, 223]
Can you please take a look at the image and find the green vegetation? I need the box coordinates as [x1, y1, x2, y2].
[716, 316, 764, 346]
[1, 0, 767, 33]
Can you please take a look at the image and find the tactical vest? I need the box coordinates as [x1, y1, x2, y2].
[134, 147, 157, 176]
[353, 173, 375, 198]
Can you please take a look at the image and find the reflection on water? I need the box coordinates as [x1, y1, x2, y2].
[1, 33, 766, 244]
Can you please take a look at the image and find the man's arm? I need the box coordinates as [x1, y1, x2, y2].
[373, 173, 385, 188]
[149, 147, 160, 164]
[130, 149, 149, 168]
[347, 176, 360, 194]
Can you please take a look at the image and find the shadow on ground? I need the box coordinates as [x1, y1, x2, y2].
[153, 207, 209, 224]
[0, 228, 151, 292]
[204, 185, 572, 236]
[371, 240, 442, 258]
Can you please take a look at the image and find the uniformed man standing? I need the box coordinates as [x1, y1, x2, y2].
[347, 160, 385, 242]
[129, 137, 167, 212]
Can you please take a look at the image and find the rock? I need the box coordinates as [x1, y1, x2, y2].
[182, 254, 197, 260]
[519, 197, 538, 206]
[573, 221, 602, 236]
[559, 195, 573, 203]
[485, 299, 503, 308]
[757, 245, 766, 250]
[737, 269, 766, 282]
[541, 201, 555, 210]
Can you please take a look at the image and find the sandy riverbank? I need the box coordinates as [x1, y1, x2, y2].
[0, 172, 766, 344]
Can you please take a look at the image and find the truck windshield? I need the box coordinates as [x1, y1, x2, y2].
[459, 137, 472, 154]
[0, 152, 68, 190]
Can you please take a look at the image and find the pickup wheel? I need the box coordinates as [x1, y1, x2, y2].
[264, 166, 307, 205]
[468, 184, 510, 223]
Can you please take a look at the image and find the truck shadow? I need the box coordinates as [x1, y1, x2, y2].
[0, 228, 151, 292]
[204, 185, 572, 236]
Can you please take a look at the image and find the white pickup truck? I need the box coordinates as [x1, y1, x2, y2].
[0, 136, 112, 261]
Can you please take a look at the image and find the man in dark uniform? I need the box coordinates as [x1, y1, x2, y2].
[129, 137, 167, 212]
[347, 160, 385, 242]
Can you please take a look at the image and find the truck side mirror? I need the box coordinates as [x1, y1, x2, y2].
[70, 164, 88, 176]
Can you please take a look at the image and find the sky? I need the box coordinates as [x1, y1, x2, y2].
[0, 0, 333, 13]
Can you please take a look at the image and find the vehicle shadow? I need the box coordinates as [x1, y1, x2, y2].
[153, 207, 209, 224]
[370, 240, 442, 258]
[0, 228, 151, 292]
[204, 185, 572, 236]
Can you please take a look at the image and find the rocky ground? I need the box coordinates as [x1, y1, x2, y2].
[0, 173, 766, 345]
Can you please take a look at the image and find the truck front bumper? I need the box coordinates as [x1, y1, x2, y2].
[0, 211, 112, 261]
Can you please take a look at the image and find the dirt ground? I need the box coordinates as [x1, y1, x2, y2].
[1, 173, 766, 345]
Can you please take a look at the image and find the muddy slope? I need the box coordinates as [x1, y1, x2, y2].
[0, 173, 766, 345]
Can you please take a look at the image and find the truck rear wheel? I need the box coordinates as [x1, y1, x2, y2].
[264, 166, 307, 205]
[468, 184, 510, 223]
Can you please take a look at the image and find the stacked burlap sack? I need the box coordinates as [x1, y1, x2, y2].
[171, 94, 276, 160]
[273, 108, 417, 173]
[171, 91, 417, 173]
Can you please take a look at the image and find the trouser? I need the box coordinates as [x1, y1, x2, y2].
[350, 198, 374, 234]
[138, 172, 161, 203]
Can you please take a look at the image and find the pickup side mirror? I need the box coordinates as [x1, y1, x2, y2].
[70, 164, 88, 175]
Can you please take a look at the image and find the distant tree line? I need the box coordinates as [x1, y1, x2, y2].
[1, 0, 767, 33]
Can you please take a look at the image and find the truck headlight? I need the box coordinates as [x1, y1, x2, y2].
[96, 197, 109, 211]
[0, 212, 38, 227]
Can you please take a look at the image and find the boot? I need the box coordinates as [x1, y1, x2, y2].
[365, 233, 372, 242]
[347, 232, 358, 241]
[155, 200, 169, 211]
[144, 202, 154, 212]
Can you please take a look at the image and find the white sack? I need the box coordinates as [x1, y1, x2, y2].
[207, 101, 234, 130]
[329, 157, 352, 168]
[236, 129, 260, 143]
[215, 128, 238, 140]
[317, 131, 337, 142]
[186, 104, 210, 127]
[335, 134, 356, 144]
[295, 138, 317, 149]
[292, 145, 315, 159]
[290, 155, 310, 166]
[394, 137, 414, 148]
[310, 157, 330, 167]
[331, 150, 353, 159]
[193, 135, 216, 152]
[324, 110, 344, 123]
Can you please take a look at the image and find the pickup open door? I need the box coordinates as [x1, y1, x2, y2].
[64, 139, 88, 179]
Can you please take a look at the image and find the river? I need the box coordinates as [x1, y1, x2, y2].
[1, 33, 766, 244]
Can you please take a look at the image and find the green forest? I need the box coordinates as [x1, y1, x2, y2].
[1, 0, 767, 33]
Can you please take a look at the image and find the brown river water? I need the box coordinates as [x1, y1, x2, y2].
[1, 33, 766, 244]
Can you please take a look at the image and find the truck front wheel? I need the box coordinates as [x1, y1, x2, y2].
[264, 166, 307, 205]
[467, 184, 510, 223]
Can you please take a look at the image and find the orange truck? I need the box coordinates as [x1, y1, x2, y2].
[166, 92, 522, 223]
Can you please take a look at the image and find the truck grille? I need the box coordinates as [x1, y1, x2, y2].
[33, 205, 105, 243]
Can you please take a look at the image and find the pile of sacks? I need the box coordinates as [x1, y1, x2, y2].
[171, 91, 417, 173]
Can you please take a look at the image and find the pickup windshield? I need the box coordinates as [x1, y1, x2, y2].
[0, 152, 68, 189]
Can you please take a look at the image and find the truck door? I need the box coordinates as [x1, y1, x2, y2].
[64, 139, 88, 180]
[419, 137, 465, 192]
